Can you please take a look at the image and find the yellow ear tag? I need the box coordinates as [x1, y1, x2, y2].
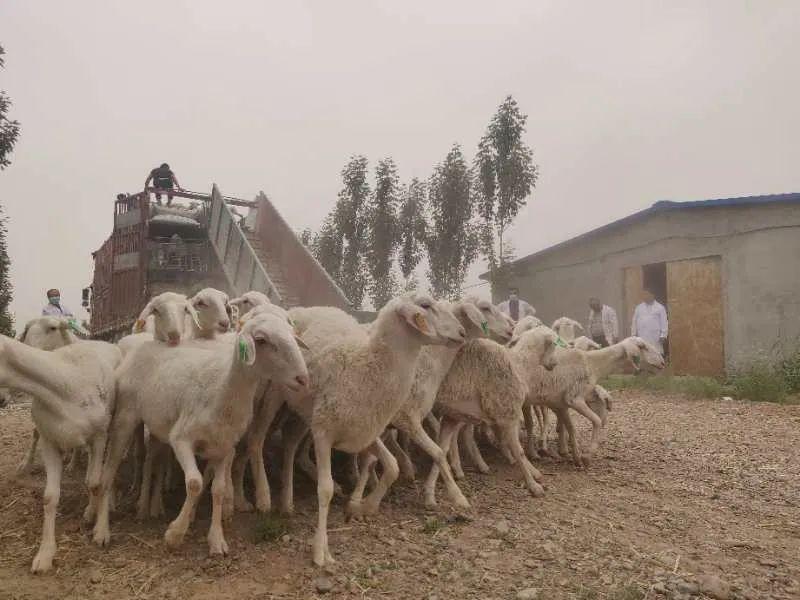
[413, 313, 429, 334]
[134, 319, 146, 332]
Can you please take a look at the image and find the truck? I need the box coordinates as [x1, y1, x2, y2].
[87, 185, 350, 340]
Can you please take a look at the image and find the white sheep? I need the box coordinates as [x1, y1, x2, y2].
[375, 297, 513, 512]
[424, 326, 559, 508]
[282, 292, 466, 566]
[571, 336, 602, 351]
[551, 316, 584, 342]
[14, 317, 79, 475]
[0, 330, 121, 573]
[92, 312, 309, 556]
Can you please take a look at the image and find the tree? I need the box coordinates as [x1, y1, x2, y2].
[474, 95, 537, 286]
[333, 156, 370, 309]
[0, 45, 20, 170]
[309, 214, 344, 283]
[0, 45, 17, 335]
[398, 178, 428, 281]
[365, 158, 401, 309]
[425, 144, 479, 300]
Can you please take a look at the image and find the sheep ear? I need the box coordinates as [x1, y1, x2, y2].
[134, 300, 155, 332]
[186, 303, 201, 329]
[229, 296, 244, 308]
[18, 323, 31, 343]
[294, 335, 310, 351]
[398, 304, 431, 336]
[576, 322, 585, 332]
[236, 333, 256, 366]
[458, 304, 485, 333]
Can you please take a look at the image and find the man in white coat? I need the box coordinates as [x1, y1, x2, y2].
[631, 288, 668, 355]
[497, 287, 536, 322]
[587, 297, 619, 347]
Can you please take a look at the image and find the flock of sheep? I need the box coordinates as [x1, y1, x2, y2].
[0, 288, 665, 574]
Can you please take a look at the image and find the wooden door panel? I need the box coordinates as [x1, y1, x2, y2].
[666, 257, 724, 376]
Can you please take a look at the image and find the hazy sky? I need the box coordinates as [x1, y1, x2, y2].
[1, 1, 798, 325]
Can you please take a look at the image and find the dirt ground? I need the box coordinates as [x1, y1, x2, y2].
[1, 391, 798, 600]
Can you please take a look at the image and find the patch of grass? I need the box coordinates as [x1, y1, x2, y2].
[253, 513, 290, 544]
[608, 584, 645, 600]
[730, 361, 788, 404]
[421, 516, 446, 535]
[602, 374, 727, 399]
[779, 349, 800, 394]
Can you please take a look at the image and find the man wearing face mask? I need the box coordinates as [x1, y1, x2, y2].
[497, 287, 536, 322]
[42, 288, 74, 317]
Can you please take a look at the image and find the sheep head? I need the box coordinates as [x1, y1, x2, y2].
[18, 317, 75, 351]
[229, 291, 271, 318]
[235, 312, 309, 392]
[509, 315, 544, 347]
[551, 317, 584, 342]
[463, 297, 514, 343]
[393, 293, 466, 347]
[134, 292, 198, 346]
[190, 288, 231, 333]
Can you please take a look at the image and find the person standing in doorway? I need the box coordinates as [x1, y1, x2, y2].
[631, 288, 668, 355]
[42, 288, 74, 317]
[144, 163, 182, 206]
[497, 287, 536, 322]
[587, 297, 618, 347]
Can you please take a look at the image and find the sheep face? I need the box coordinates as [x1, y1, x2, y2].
[551, 317, 584, 342]
[509, 315, 544, 346]
[627, 337, 666, 372]
[18, 317, 74, 351]
[191, 288, 231, 333]
[396, 293, 466, 347]
[470, 298, 514, 343]
[236, 313, 309, 391]
[237, 303, 300, 342]
[229, 291, 271, 317]
[135, 292, 198, 346]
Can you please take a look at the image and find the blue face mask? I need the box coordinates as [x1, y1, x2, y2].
[48, 296, 60, 306]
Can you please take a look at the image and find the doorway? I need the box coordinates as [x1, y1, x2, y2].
[622, 256, 724, 376]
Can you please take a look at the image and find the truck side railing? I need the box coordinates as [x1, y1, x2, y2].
[207, 184, 282, 303]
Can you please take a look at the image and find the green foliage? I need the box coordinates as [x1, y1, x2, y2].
[298, 228, 313, 247]
[602, 374, 727, 399]
[311, 214, 344, 283]
[365, 158, 401, 309]
[421, 516, 446, 535]
[730, 362, 788, 404]
[1, 45, 21, 170]
[397, 178, 428, 280]
[253, 513, 290, 544]
[779, 348, 800, 393]
[0, 191, 13, 338]
[334, 156, 371, 309]
[425, 144, 479, 300]
[474, 95, 537, 287]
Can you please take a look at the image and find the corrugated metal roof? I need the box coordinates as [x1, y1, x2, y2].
[481, 192, 800, 278]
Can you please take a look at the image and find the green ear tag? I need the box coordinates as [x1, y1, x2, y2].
[480, 321, 488, 335]
[238, 338, 249, 363]
[555, 336, 568, 348]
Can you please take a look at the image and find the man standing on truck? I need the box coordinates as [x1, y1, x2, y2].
[144, 163, 182, 206]
[42, 288, 73, 318]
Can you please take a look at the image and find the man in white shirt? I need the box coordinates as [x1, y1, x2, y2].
[631, 288, 668, 355]
[41, 288, 74, 318]
[587, 297, 618, 347]
[497, 287, 536, 322]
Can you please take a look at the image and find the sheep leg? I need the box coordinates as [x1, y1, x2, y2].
[570, 396, 604, 456]
[136, 438, 156, 520]
[64, 448, 80, 473]
[559, 409, 586, 468]
[311, 430, 335, 566]
[127, 423, 145, 496]
[556, 413, 570, 458]
[243, 394, 284, 513]
[93, 413, 141, 547]
[496, 424, 516, 464]
[279, 417, 309, 515]
[82, 431, 107, 524]
[500, 421, 545, 498]
[31, 437, 62, 574]
[424, 412, 441, 439]
[207, 453, 233, 556]
[384, 428, 416, 481]
[522, 404, 537, 459]
[360, 438, 399, 516]
[406, 418, 470, 510]
[164, 439, 204, 549]
[462, 424, 491, 474]
[297, 435, 319, 482]
[448, 425, 465, 479]
[150, 453, 167, 519]
[17, 428, 39, 475]
[231, 445, 252, 512]
[223, 455, 235, 521]
[423, 417, 461, 509]
[345, 449, 378, 520]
